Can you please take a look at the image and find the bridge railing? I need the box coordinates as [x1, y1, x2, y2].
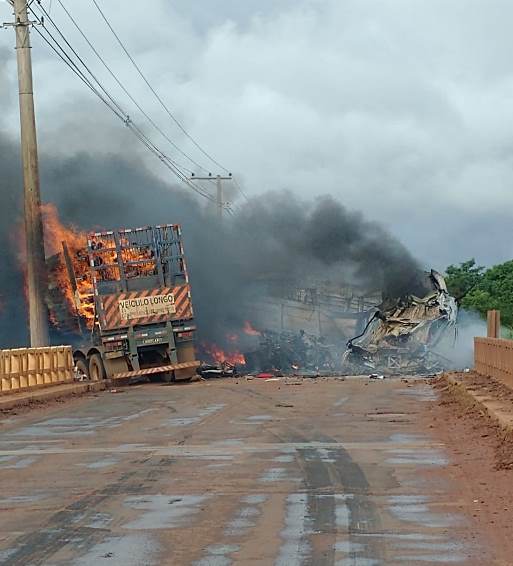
[474, 337, 513, 390]
[0, 346, 74, 394]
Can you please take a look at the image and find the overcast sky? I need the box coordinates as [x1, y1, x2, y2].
[1, 0, 513, 269]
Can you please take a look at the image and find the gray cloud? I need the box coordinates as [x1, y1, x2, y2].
[0, 0, 512, 271]
[0, 45, 12, 115]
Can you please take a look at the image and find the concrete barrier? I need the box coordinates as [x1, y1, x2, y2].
[474, 337, 513, 390]
[0, 346, 73, 394]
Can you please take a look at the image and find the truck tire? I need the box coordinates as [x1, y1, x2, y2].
[161, 371, 175, 383]
[89, 353, 106, 381]
[75, 358, 89, 380]
[175, 343, 196, 382]
[174, 368, 195, 382]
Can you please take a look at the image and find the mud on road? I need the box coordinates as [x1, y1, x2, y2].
[0, 376, 508, 565]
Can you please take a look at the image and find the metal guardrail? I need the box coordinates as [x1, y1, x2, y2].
[474, 337, 513, 390]
[0, 346, 73, 394]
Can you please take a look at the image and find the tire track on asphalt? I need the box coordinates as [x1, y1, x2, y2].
[2, 387, 257, 565]
[2, 448, 181, 566]
[217, 384, 385, 565]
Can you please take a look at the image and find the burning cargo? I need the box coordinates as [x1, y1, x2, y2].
[46, 218, 199, 382]
[343, 270, 457, 374]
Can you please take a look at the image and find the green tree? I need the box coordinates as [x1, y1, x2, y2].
[445, 259, 485, 304]
[462, 261, 513, 328]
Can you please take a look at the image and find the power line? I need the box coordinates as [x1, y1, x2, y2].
[89, 0, 232, 175]
[32, 26, 124, 122]
[52, 0, 210, 175]
[232, 178, 250, 203]
[29, 1, 246, 209]
[33, 1, 128, 119]
[29, 3, 218, 203]
[34, 1, 200, 178]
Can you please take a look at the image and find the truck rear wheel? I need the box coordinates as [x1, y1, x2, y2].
[89, 353, 106, 381]
[75, 358, 89, 380]
[174, 367, 195, 381]
[161, 371, 175, 383]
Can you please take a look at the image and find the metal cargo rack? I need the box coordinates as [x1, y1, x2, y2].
[87, 224, 188, 296]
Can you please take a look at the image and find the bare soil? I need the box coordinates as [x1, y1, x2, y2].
[426, 373, 513, 565]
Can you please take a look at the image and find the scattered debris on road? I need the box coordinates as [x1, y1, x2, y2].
[243, 329, 337, 375]
[197, 361, 238, 379]
[369, 373, 385, 380]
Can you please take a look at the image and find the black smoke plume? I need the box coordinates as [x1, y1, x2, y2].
[0, 129, 423, 348]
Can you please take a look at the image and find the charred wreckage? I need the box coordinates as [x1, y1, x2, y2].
[199, 270, 458, 378]
[343, 270, 457, 375]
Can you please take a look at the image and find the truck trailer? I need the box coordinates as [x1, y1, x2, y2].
[59, 224, 200, 382]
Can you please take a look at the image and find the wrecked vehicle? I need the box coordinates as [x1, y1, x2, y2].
[343, 270, 457, 374]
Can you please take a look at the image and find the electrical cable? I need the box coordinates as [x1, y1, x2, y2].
[53, 0, 210, 175]
[29, 4, 217, 203]
[89, 0, 232, 175]
[232, 178, 250, 202]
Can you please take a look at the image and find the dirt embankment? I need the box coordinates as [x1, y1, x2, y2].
[426, 372, 513, 565]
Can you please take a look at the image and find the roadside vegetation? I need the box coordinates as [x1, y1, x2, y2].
[445, 259, 513, 329]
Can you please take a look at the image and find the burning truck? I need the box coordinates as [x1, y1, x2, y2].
[46, 217, 199, 382]
[343, 270, 457, 375]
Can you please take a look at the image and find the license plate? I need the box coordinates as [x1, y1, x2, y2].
[142, 338, 162, 345]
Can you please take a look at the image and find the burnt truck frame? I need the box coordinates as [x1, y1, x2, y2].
[67, 224, 200, 382]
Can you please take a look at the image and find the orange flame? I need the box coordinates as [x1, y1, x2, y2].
[202, 343, 246, 365]
[42, 205, 161, 331]
[42, 204, 86, 258]
[42, 204, 95, 328]
[244, 321, 261, 336]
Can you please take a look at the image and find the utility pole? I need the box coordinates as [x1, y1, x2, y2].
[189, 173, 233, 221]
[6, 0, 50, 346]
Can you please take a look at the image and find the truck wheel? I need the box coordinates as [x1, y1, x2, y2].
[89, 353, 106, 381]
[161, 371, 175, 383]
[75, 358, 89, 380]
[174, 367, 195, 382]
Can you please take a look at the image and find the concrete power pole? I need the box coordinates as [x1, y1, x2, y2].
[10, 0, 50, 346]
[216, 176, 224, 221]
[189, 173, 233, 222]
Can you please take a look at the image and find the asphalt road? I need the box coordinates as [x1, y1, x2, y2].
[0, 377, 489, 565]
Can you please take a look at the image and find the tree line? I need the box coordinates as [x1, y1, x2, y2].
[445, 259, 513, 327]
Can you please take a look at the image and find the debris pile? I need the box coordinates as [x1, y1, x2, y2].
[343, 270, 457, 375]
[197, 361, 238, 379]
[244, 329, 337, 376]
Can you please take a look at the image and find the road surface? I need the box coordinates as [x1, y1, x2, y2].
[0, 377, 493, 565]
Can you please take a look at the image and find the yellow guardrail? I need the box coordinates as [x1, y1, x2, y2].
[0, 346, 73, 394]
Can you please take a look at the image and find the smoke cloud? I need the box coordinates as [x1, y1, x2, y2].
[0, 134, 27, 346]
[0, 46, 11, 111]
[0, 130, 423, 348]
[438, 309, 487, 369]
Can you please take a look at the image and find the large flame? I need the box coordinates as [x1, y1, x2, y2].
[42, 204, 94, 328]
[42, 204, 86, 258]
[202, 342, 246, 366]
[200, 322, 261, 365]
[43, 205, 172, 332]
[88, 233, 158, 281]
